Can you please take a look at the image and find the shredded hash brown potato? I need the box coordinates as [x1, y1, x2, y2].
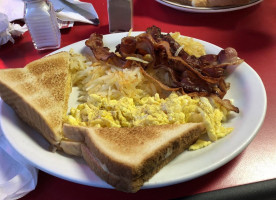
[170, 32, 206, 57]
[68, 49, 92, 81]
[72, 62, 158, 103]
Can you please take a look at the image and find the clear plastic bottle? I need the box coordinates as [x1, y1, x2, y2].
[24, 0, 61, 50]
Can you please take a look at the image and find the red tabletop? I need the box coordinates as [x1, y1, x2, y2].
[0, 0, 275, 199]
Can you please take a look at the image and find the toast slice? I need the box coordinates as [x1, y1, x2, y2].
[167, 0, 250, 7]
[62, 123, 206, 192]
[0, 52, 72, 147]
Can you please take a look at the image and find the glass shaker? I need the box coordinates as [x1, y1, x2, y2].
[23, 0, 61, 50]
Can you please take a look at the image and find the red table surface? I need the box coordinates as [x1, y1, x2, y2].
[0, 0, 275, 199]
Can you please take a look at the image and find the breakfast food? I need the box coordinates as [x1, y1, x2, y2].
[62, 123, 206, 193]
[69, 26, 241, 148]
[166, 0, 250, 7]
[0, 26, 243, 193]
[0, 52, 72, 147]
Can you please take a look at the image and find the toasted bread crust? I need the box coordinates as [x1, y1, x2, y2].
[64, 123, 206, 192]
[81, 144, 143, 192]
[0, 52, 71, 146]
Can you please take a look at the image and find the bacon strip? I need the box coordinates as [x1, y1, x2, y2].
[210, 94, 239, 113]
[85, 33, 114, 61]
[85, 33, 134, 68]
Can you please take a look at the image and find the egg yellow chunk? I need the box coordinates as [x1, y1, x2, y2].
[189, 140, 212, 151]
[65, 92, 233, 143]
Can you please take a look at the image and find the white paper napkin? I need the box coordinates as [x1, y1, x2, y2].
[52, 0, 99, 25]
[0, 123, 38, 200]
[0, 0, 24, 22]
[0, 13, 27, 46]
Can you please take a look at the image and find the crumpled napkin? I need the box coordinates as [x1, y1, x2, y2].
[0, 0, 99, 45]
[0, 13, 27, 45]
[0, 118, 38, 200]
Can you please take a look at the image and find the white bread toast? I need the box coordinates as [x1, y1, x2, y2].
[167, 0, 250, 7]
[62, 123, 206, 192]
[0, 52, 72, 147]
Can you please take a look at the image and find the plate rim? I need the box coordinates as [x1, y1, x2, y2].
[156, 0, 263, 13]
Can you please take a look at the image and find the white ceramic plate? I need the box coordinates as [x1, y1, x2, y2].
[156, 0, 263, 13]
[0, 32, 267, 189]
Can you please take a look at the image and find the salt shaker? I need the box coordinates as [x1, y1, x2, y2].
[23, 0, 61, 50]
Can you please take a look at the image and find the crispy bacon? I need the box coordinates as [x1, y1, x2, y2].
[140, 67, 182, 98]
[116, 36, 137, 57]
[210, 94, 239, 113]
[85, 33, 138, 68]
[85, 26, 242, 113]
[85, 33, 114, 61]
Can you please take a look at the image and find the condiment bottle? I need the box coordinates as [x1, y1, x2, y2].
[23, 0, 61, 50]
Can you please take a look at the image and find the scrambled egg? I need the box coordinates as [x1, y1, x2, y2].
[64, 92, 233, 150]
